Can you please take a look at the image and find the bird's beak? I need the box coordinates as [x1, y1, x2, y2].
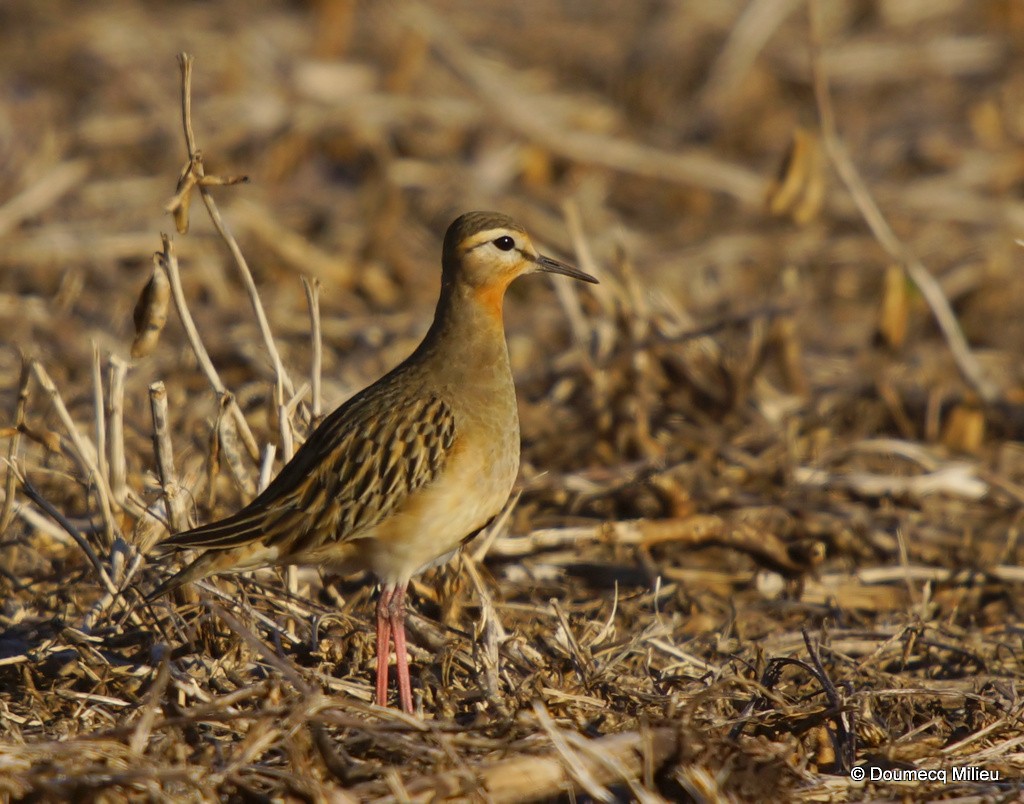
[534, 254, 599, 284]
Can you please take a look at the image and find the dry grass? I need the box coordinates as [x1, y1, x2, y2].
[3, 0, 1024, 800]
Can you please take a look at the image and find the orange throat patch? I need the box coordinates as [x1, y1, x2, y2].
[473, 277, 511, 321]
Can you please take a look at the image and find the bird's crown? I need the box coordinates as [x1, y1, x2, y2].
[439, 211, 529, 283]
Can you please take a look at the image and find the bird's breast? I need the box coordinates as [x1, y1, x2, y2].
[359, 424, 518, 585]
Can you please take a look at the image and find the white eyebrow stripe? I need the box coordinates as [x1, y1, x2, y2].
[464, 228, 523, 251]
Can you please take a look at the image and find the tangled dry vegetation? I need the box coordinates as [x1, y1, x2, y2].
[3, 1, 1024, 801]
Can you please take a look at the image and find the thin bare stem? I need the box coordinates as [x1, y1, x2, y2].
[0, 359, 31, 536]
[281, 384, 309, 454]
[176, 53, 295, 406]
[149, 381, 186, 534]
[302, 276, 324, 423]
[258, 444, 277, 493]
[129, 655, 170, 755]
[91, 343, 109, 495]
[808, 1, 998, 404]
[277, 401, 295, 465]
[107, 355, 128, 506]
[177, 53, 197, 158]
[208, 602, 313, 693]
[31, 361, 118, 549]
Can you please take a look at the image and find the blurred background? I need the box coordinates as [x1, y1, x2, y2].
[4, 0, 1022, 478]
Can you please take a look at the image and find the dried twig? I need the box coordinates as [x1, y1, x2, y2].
[17, 471, 117, 596]
[82, 548, 147, 632]
[149, 381, 186, 534]
[208, 601, 313, 694]
[802, 630, 855, 774]
[129, 656, 170, 755]
[458, 554, 507, 709]
[258, 443, 277, 493]
[172, 52, 296, 409]
[533, 701, 613, 802]
[106, 355, 129, 507]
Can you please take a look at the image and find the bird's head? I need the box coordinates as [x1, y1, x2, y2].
[441, 211, 597, 318]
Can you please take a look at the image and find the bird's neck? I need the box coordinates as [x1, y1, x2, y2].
[415, 282, 511, 381]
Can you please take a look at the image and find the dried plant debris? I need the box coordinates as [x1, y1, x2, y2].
[3, 1, 1024, 800]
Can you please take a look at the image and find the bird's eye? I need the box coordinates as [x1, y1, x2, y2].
[493, 236, 516, 251]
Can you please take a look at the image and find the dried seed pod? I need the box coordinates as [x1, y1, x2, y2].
[942, 401, 985, 454]
[131, 259, 171, 358]
[767, 127, 825, 225]
[876, 263, 909, 349]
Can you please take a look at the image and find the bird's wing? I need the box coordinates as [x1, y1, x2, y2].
[159, 388, 457, 554]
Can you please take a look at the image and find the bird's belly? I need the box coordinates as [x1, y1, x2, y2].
[359, 433, 517, 585]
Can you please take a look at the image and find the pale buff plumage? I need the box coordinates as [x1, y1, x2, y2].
[149, 211, 598, 713]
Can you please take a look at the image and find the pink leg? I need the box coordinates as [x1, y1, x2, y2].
[387, 584, 413, 713]
[375, 586, 394, 707]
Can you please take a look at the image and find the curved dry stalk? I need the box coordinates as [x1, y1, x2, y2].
[302, 277, 324, 423]
[0, 159, 89, 239]
[31, 360, 118, 549]
[700, 0, 806, 111]
[154, 235, 260, 462]
[808, 1, 999, 404]
[175, 53, 296, 408]
[16, 466, 117, 597]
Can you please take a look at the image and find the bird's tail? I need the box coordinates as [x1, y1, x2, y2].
[159, 507, 267, 551]
[147, 512, 277, 602]
[146, 549, 221, 602]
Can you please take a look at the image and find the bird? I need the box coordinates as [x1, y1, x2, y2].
[148, 211, 598, 713]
